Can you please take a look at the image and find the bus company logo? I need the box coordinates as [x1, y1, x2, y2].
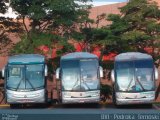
[134, 95, 137, 98]
[24, 95, 27, 98]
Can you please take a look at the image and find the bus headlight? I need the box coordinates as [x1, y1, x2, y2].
[92, 94, 99, 97]
[63, 92, 71, 98]
[116, 93, 125, 99]
[91, 91, 100, 97]
[145, 94, 154, 98]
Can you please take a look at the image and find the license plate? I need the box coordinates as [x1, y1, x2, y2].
[79, 100, 85, 103]
[19, 99, 33, 102]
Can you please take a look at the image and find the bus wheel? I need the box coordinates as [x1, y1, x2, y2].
[112, 90, 117, 105]
[112, 90, 121, 108]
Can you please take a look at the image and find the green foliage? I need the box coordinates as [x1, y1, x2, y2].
[10, 0, 92, 32]
[92, 0, 160, 55]
[10, 0, 92, 55]
[71, 31, 86, 41]
[10, 35, 34, 54]
[11, 33, 61, 54]
[56, 40, 76, 56]
[11, 31, 76, 56]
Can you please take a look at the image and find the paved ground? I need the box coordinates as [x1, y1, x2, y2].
[0, 103, 159, 120]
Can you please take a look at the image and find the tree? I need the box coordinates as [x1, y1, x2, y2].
[10, 0, 92, 54]
[120, 0, 160, 57]
[0, 0, 23, 55]
[0, 0, 10, 54]
[92, 0, 160, 60]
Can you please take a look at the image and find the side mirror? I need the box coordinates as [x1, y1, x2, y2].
[56, 68, 60, 79]
[45, 65, 48, 77]
[154, 67, 158, 80]
[0, 71, 2, 79]
[111, 69, 115, 83]
[99, 66, 103, 78]
[0, 67, 5, 79]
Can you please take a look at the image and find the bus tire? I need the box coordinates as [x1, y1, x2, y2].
[45, 90, 48, 103]
[112, 89, 121, 108]
[112, 89, 117, 105]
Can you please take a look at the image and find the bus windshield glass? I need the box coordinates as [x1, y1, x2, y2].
[80, 59, 99, 90]
[61, 59, 99, 91]
[61, 60, 80, 91]
[134, 60, 154, 91]
[7, 64, 44, 90]
[26, 64, 44, 89]
[115, 59, 154, 92]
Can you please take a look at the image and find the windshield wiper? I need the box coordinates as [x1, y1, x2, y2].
[16, 79, 23, 91]
[126, 77, 146, 92]
[136, 77, 146, 91]
[26, 78, 36, 91]
[81, 77, 91, 91]
[126, 78, 133, 91]
[71, 78, 80, 91]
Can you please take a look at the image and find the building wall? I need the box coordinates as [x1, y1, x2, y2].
[0, 0, 160, 69]
[89, 0, 160, 28]
[89, 2, 127, 28]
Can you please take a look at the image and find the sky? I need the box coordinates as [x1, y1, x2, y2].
[0, 0, 127, 18]
[93, 0, 126, 1]
[92, 0, 127, 6]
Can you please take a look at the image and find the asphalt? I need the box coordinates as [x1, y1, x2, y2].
[0, 103, 159, 120]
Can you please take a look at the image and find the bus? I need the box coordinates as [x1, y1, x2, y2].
[56, 52, 103, 104]
[111, 52, 158, 106]
[1, 54, 48, 108]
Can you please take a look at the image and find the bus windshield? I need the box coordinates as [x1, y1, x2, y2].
[115, 59, 154, 92]
[61, 59, 99, 91]
[7, 64, 44, 90]
[80, 59, 99, 90]
[61, 60, 80, 91]
[134, 60, 154, 91]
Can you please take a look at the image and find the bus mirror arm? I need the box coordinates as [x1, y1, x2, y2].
[0, 67, 5, 79]
[0, 71, 2, 79]
[155, 67, 158, 80]
[99, 66, 103, 78]
[45, 65, 48, 77]
[56, 68, 60, 79]
[111, 70, 115, 83]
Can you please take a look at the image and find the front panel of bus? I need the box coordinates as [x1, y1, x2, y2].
[114, 59, 155, 105]
[5, 64, 46, 104]
[60, 59, 100, 103]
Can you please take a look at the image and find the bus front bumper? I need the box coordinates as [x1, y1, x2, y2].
[115, 91, 155, 105]
[6, 89, 46, 104]
[62, 97, 100, 104]
[62, 91, 100, 104]
[116, 97, 155, 105]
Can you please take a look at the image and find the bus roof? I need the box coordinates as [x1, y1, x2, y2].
[8, 54, 45, 64]
[115, 52, 152, 61]
[61, 52, 98, 60]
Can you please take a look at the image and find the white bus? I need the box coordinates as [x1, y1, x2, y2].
[1, 54, 48, 108]
[56, 52, 103, 104]
[111, 52, 158, 106]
